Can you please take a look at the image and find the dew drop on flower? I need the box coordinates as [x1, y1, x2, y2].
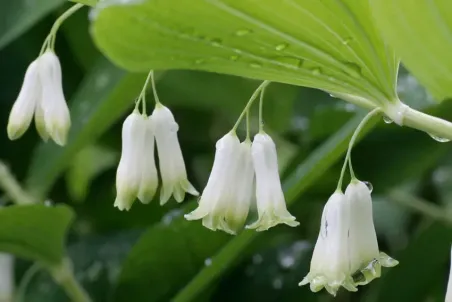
[383, 115, 393, 124]
[363, 181, 373, 193]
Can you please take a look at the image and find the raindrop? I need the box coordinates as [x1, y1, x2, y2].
[363, 181, 373, 193]
[276, 56, 302, 69]
[170, 122, 179, 132]
[428, 133, 450, 143]
[311, 68, 321, 76]
[211, 38, 222, 47]
[342, 37, 353, 45]
[230, 55, 239, 61]
[329, 93, 336, 98]
[383, 115, 393, 124]
[204, 258, 212, 266]
[249, 62, 262, 68]
[343, 62, 361, 78]
[275, 43, 288, 51]
[236, 29, 252, 36]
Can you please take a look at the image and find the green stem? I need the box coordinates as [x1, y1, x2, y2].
[16, 263, 42, 302]
[388, 189, 452, 225]
[258, 85, 267, 132]
[50, 259, 91, 302]
[0, 162, 35, 205]
[47, 3, 84, 50]
[138, 71, 153, 114]
[403, 106, 452, 141]
[245, 110, 250, 140]
[150, 70, 162, 106]
[69, 0, 97, 6]
[232, 81, 270, 132]
[336, 108, 381, 191]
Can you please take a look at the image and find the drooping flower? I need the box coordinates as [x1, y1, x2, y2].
[185, 132, 254, 234]
[137, 115, 158, 204]
[246, 132, 299, 231]
[114, 111, 146, 211]
[345, 180, 398, 286]
[7, 59, 41, 140]
[152, 104, 198, 204]
[446, 245, 452, 302]
[7, 50, 71, 146]
[300, 192, 357, 296]
[38, 50, 71, 146]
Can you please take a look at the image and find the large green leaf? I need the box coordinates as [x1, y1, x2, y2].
[370, 0, 452, 102]
[0, 205, 73, 265]
[26, 58, 147, 198]
[91, 0, 397, 107]
[0, 0, 65, 50]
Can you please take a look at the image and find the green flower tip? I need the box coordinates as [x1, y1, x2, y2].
[246, 211, 299, 231]
[352, 252, 399, 286]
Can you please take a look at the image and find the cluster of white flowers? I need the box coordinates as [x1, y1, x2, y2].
[185, 131, 299, 234]
[299, 180, 398, 296]
[115, 104, 199, 211]
[7, 50, 71, 146]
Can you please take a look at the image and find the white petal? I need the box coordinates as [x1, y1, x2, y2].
[115, 111, 146, 211]
[0, 253, 13, 302]
[38, 50, 71, 146]
[152, 104, 198, 204]
[185, 132, 247, 234]
[345, 180, 380, 274]
[247, 132, 298, 231]
[34, 96, 49, 141]
[137, 115, 158, 204]
[7, 59, 41, 140]
[447, 245, 452, 302]
[300, 192, 356, 296]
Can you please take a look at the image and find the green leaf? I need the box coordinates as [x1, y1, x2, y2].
[91, 0, 397, 106]
[0, 0, 65, 50]
[370, 0, 452, 101]
[172, 112, 380, 302]
[26, 58, 148, 198]
[0, 205, 73, 265]
[113, 207, 230, 302]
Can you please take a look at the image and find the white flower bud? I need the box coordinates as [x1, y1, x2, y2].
[114, 111, 146, 211]
[7, 59, 41, 140]
[246, 132, 299, 231]
[152, 104, 198, 205]
[137, 115, 158, 204]
[300, 192, 357, 296]
[185, 133, 254, 234]
[38, 50, 71, 146]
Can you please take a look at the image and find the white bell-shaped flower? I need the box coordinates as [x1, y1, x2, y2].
[7, 59, 41, 140]
[0, 253, 13, 302]
[300, 192, 357, 296]
[246, 132, 299, 231]
[137, 115, 158, 204]
[185, 133, 254, 234]
[38, 50, 71, 146]
[345, 180, 398, 286]
[152, 104, 198, 204]
[114, 111, 146, 211]
[446, 245, 452, 302]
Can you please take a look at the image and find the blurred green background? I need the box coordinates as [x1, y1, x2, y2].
[1, 2, 451, 302]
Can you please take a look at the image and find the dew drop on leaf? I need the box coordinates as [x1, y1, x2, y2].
[311, 68, 321, 76]
[235, 29, 252, 36]
[275, 43, 288, 51]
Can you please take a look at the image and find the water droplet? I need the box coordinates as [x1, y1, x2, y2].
[275, 56, 302, 69]
[329, 93, 336, 98]
[363, 181, 373, 193]
[170, 122, 179, 132]
[230, 55, 239, 61]
[343, 62, 361, 78]
[211, 38, 222, 47]
[428, 133, 450, 142]
[311, 68, 321, 76]
[249, 62, 262, 68]
[275, 43, 288, 51]
[236, 29, 252, 36]
[383, 115, 393, 124]
[204, 258, 212, 266]
[195, 59, 204, 65]
[342, 37, 353, 45]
